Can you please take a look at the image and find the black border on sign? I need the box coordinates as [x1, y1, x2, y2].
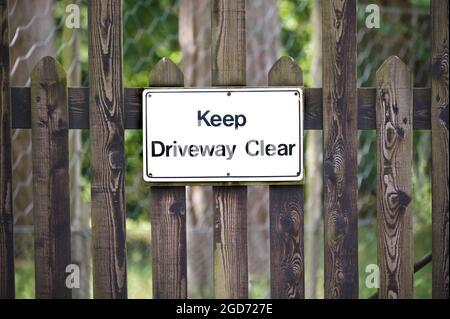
[143, 88, 303, 181]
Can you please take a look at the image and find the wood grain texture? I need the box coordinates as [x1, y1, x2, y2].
[376, 56, 413, 299]
[211, 0, 248, 299]
[213, 187, 247, 298]
[10, 87, 431, 130]
[0, 0, 14, 299]
[431, 0, 449, 299]
[322, 0, 358, 299]
[31, 56, 71, 299]
[212, 0, 246, 86]
[149, 58, 187, 299]
[370, 252, 432, 299]
[268, 57, 304, 299]
[88, 0, 127, 299]
[151, 187, 187, 299]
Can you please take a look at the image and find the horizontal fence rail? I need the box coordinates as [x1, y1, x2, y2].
[10, 87, 431, 130]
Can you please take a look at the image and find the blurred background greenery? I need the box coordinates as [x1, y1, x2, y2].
[11, 0, 432, 299]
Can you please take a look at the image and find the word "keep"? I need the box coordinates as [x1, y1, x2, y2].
[197, 110, 247, 130]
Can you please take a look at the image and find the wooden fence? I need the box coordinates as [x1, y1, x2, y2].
[0, 0, 448, 299]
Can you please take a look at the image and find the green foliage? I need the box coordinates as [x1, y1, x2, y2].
[356, 0, 432, 297]
[123, 0, 180, 87]
[121, 0, 180, 220]
[279, 0, 313, 85]
[126, 220, 153, 298]
[14, 234, 35, 299]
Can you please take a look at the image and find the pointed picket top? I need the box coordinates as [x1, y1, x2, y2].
[376, 56, 413, 90]
[268, 56, 303, 86]
[31, 56, 67, 86]
[376, 55, 413, 118]
[31, 56, 67, 121]
[377, 55, 409, 72]
[149, 57, 184, 87]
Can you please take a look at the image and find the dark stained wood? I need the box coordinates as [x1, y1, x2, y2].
[322, 0, 359, 298]
[268, 57, 304, 299]
[376, 56, 413, 299]
[370, 252, 433, 299]
[213, 187, 247, 298]
[88, 0, 127, 299]
[10, 87, 432, 130]
[211, 0, 248, 299]
[31, 56, 71, 299]
[0, 0, 14, 299]
[149, 58, 187, 299]
[151, 187, 187, 299]
[431, 0, 449, 299]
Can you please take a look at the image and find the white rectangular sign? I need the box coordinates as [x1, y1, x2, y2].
[142, 88, 303, 183]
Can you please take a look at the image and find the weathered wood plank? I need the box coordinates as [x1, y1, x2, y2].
[369, 252, 433, 299]
[431, 0, 449, 299]
[376, 56, 413, 299]
[213, 187, 247, 298]
[268, 56, 304, 299]
[31, 56, 71, 299]
[322, 0, 359, 298]
[149, 58, 187, 299]
[212, 0, 248, 298]
[0, 0, 14, 299]
[211, 0, 246, 86]
[151, 186, 187, 299]
[88, 0, 127, 299]
[10, 87, 431, 130]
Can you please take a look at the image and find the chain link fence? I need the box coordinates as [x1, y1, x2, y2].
[11, 0, 432, 298]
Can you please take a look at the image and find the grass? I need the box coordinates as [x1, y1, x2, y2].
[13, 217, 432, 299]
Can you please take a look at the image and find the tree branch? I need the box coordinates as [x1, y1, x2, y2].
[369, 252, 432, 299]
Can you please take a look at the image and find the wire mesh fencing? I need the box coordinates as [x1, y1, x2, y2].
[10, 0, 432, 299]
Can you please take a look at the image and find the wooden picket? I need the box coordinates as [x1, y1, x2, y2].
[0, 0, 447, 300]
[211, 0, 248, 299]
[431, 0, 449, 299]
[322, 0, 359, 298]
[376, 56, 413, 299]
[268, 56, 304, 299]
[31, 56, 71, 299]
[88, 0, 127, 298]
[149, 58, 187, 299]
[0, 0, 14, 299]
[8, 88, 432, 130]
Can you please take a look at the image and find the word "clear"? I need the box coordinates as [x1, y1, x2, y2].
[198, 110, 247, 130]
